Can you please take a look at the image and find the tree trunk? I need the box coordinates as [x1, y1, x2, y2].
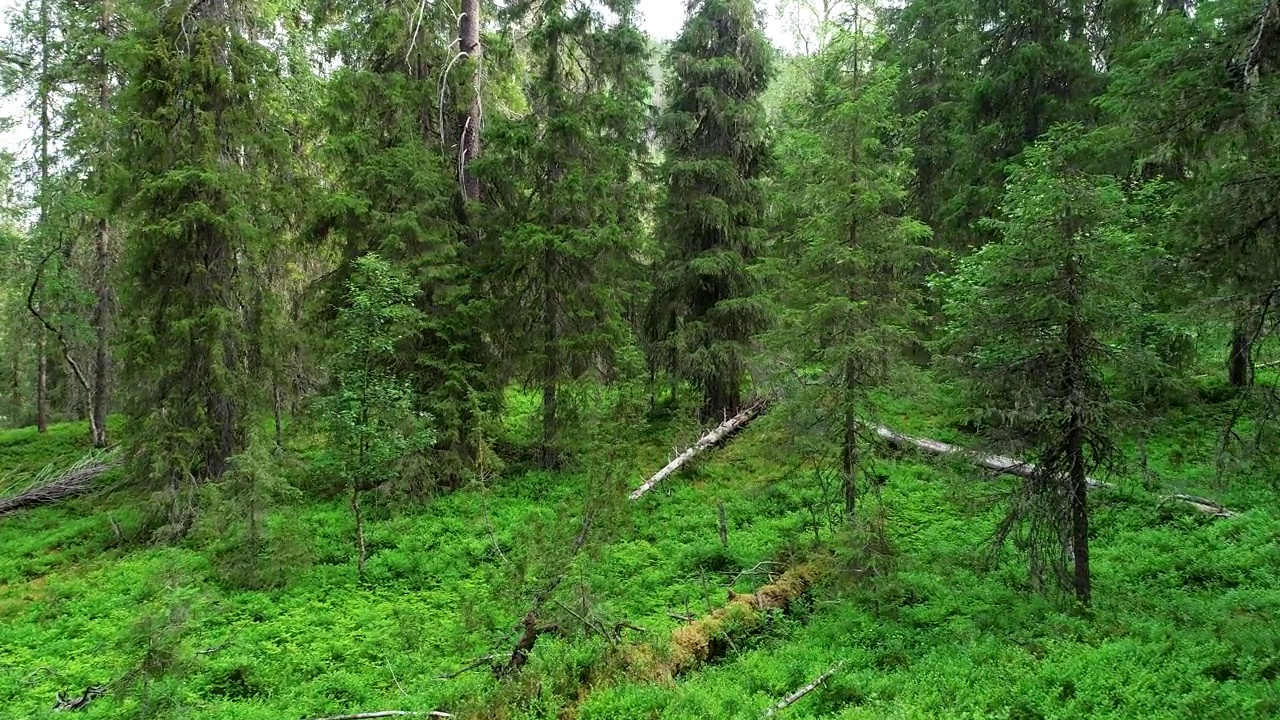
[36, 336, 48, 433]
[701, 371, 740, 424]
[630, 398, 765, 500]
[35, 0, 50, 435]
[352, 485, 367, 580]
[541, 244, 559, 469]
[89, 0, 112, 449]
[841, 363, 857, 519]
[458, 0, 481, 202]
[1067, 413, 1091, 604]
[1228, 323, 1254, 388]
[1063, 253, 1091, 605]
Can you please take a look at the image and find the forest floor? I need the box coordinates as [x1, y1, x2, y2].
[1, 375, 1278, 719]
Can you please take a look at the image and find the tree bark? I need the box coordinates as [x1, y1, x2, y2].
[841, 363, 858, 519]
[89, 0, 113, 449]
[36, 336, 48, 433]
[1067, 411, 1091, 604]
[540, 244, 559, 470]
[763, 662, 844, 718]
[458, 0, 481, 202]
[1228, 323, 1254, 388]
[34, 0, 51, 435]
[872, 424, 1236, 517]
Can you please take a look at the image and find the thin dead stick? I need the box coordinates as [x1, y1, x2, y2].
[728, 561, 785, 588]
[763, 662, 844, 718]
[438, 653, 498, 680]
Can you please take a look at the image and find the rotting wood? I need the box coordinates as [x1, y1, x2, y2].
[630, 399, 767, 500]
[872, 425, 1237, 517]
[763, 661, 844, 718]
[629, 563, 821, 680]
[0, 452, 121, 517]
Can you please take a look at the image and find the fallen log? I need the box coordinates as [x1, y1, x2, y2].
[0, 452, 121, 517]
[630, 399, 767, 500]
[872, 425, 1237, 517]
[628, 563, 822, 680]
[763, 662, 844, 718]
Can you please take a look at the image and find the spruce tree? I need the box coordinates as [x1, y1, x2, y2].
[655, 0, 774, 422]
[481, 0, 651, 467]
[940, 124, 1141, 604]
[315, 0, 497, 484]
[116, 0, 293, 536]
[771, 14, 930, 518]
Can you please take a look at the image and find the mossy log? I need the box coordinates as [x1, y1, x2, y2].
[627, 563, 822, 680]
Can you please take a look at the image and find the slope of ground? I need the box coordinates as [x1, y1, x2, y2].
[0, 380, 1277, 719]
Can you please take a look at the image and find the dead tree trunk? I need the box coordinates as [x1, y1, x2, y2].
[873, 425, 1236, 517]
[630, 398, 766, 500]
[763, 662, 844, 718]
[0, 453, 121, 516]
[631, 564, 820, 679]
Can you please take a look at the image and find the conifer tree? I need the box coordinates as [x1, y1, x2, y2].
[881, 0, 977, 253]
[482, 0, 651, 467]
[655, 0, 774, 422]
[941, 125, 1141, 604]
[772, 13, 930, 518]
[116, 0, 293, 536]
[314, 0, 497, 484]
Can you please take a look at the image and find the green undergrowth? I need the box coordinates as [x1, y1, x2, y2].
[1, 382, 1278, 719]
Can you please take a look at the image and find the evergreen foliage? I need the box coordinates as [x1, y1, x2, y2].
[654, 0, 775, 422]
[481, 0, 651, 467]
[939, 124, 1146, 603]
[315, 0, 495, 485]
[3, 0, 1280, 714]
[770, 14, 929, 517]
[114, 0, 292, 537]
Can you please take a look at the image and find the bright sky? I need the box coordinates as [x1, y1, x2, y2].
[638, 0, 688, 41]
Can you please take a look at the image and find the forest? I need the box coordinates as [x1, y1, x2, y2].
[0, 0, 1278, 717]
